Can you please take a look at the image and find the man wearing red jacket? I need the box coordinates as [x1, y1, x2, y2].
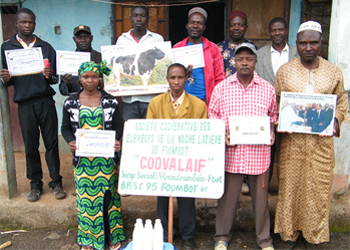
[173, 7, 225, 106]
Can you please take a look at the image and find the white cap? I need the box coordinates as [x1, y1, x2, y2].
[297, 21, 322, 34]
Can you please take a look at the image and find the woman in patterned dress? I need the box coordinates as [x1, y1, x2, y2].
[61, 61, 125, 250]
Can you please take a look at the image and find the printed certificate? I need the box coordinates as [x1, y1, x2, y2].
[56, 50, 90, 75]
[4, 47, 44, 76]
[172, 44, 205, 69]
[76, 129, 115, 158]
[229, 116, 270, 145]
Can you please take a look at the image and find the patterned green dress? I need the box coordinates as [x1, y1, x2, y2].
[76, 105, 125, 249]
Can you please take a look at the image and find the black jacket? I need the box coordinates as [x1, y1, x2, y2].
[58, 48, 102, 96]
[61, 89, 123, 167]
[1, 34, 57, 104]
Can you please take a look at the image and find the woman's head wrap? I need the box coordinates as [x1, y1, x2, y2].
[78, 60, 111, 77]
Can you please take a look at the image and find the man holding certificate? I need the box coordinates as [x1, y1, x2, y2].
[59, 25, 102, 96]
[173, 7, 225, 105]
[274, 21, 348, 249]
[208, 43, 277, 250]
[0, 8, 65, 202]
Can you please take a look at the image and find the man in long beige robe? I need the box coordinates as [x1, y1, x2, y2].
[274, 21, 348, 249]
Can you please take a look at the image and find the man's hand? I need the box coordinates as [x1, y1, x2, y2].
[0, 69, 11, 82]
[42, 67, 54, 79]
[225, 131, 234, 146]
[267, 131, 275, 146]
[62, 73, 73, 85]
[275, 120, 293, 134]
[319, 119, 339, 137]
[186, 64, 193, 77]
[114, 140, 121, 152]
[68, 140, 77, 153]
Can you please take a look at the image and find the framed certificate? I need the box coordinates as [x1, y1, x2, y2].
[56, 50, 90, 75]
[278, 92, 337, 135]
[4, 47, 44, 76]
[172, 44, 205, 69]
[76, 129, 116, 158]
[229, 116, 270, 145]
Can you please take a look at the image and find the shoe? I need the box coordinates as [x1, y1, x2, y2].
[241, 182, 249, 194]
[71, 190, 76, 196]
[184, 239, 195, 250]
[214, 240, 228, 250]
[51, 183, 66, 199]
[109, 241, 121, 250]
[283, 241, 297, 250]
[262, 246, 274, 250]
[27, 189, 42, 202]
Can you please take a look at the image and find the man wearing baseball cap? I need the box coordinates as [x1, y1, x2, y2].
[209, 43, 277, 250]
[274, 21, 347, 249]
[173, 7, 225, 106]
[59, 25, 102, 95]
[217, 10, 258, 78]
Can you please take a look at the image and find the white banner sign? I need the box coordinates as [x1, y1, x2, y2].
[118, 119, 226, 199]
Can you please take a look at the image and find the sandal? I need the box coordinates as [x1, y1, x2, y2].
[109, 242, 121, 250]
[81, 246, 94, 250]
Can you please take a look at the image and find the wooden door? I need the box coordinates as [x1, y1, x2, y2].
[1, 5, 24, 152]
[229, 0, 290, 48]
[113, 1, 167, 43]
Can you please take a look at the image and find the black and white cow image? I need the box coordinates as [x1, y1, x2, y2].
[111, 47, 166, 90]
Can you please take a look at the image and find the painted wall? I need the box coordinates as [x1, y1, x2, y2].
[288, 0, 302, 46]
[328, 0, 350, 190]
[22, 0, 113, 152]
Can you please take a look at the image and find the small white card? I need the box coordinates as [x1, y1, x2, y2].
[229, 116, 270, 145]
[56, 50, 90, 75]
[172, 44, 205, 69]
[76, 129, 115, 158]
[4, 47, 44, 76]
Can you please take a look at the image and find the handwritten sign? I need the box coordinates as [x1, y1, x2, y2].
[75, 129, 115, 158]
[4, 48, 44, 76]
[56, 50, 90, 75]
[118, 119, 226, 199]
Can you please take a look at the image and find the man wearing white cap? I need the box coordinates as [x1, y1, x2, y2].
[274, 21, 348, 249]
[173, 7, 225, 106]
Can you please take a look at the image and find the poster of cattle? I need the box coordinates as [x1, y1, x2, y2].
[101, 41, 173, 96]
[278, 92, 337, 135]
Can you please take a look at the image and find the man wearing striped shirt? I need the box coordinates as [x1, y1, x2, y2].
[209, 43, 277, 250]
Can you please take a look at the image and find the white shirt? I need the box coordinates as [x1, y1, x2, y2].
[116, 29, 164, 45]
[271, 43, 289, 75]
[116, 29, 164, 103]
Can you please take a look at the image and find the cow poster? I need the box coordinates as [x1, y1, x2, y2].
[101, 42, 173, 96]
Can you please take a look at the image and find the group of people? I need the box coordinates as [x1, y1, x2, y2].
[0, 5, 347, 250]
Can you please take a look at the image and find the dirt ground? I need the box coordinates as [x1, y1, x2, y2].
[0, 229, 349, 250]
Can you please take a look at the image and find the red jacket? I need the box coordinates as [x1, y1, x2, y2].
[173, 37, 225, 105]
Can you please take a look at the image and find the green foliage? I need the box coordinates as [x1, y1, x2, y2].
[148, 58, 173, 85]
[120, 75, 142, 86]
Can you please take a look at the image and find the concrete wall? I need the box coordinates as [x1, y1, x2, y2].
[22, 0, 113, 152]
[329, 0, 350, 192]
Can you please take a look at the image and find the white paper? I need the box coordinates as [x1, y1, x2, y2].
[75, 129, 115, 158]
[56, 50, 90, 76]
[229, 116, 270, 145]
[4, 48, 44, 76]
[172, 44, 205, 69]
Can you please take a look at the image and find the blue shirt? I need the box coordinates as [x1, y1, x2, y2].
[184, 42, 206, 100]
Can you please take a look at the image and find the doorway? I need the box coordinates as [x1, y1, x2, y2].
[169, 1, 226, 45]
